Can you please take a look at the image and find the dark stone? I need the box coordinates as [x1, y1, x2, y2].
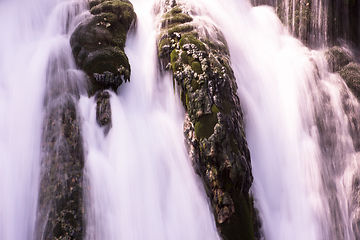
[35, 96, 85, 240]
[339, 62, 360, 100]
[325, 46, 354, 72]
[95, 90, 112, 134]
[157, 2, 260, 239]
[70, 0, 136, 94]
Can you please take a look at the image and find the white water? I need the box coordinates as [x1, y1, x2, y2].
[0, 0, 86, 239]
[80, 0, 220, 239]
[1, 0, 360, 239]
[186, 0, 360, 239]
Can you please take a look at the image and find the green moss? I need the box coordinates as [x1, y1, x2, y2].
[219, 193, 255, 240]
[168, 24, 193, 35]
[82, 46, 129, 76]
[180, 51, 188, 64]
[162, 13, 193, 28]
[90, 0, 136, 31]
[211, 104, 220, 114]
[191, 79, 201, 91]
[191, 61, 203, 74]
[185, 92, 189, 109]
[339, 62, 360, 100]
[171, 62, 180, 73]
[170, 6, 182, 14]
[170, 49, 179, 62]
[179, 33, 206, 51]
[158, 38, 170, 52]
[194, 112, 218, 139]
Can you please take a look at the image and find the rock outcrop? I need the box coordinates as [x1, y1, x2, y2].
[325, 46, 360, 100]
[70, 0, 136, 94]
[157, 1, 260, 239]
[35, 52, 86, 239]
[70, 0, 136, 132]
[35, 1, 137, 239]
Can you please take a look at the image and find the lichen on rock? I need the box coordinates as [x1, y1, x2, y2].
[70, 0, 136, 94]
[157, 1, 260, 239]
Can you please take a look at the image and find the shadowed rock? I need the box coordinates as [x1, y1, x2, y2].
[95, 90, 112, 135]
[70, 0, 136, 94]
[35, 96, 85, 240]
[157, 1, 261, 239]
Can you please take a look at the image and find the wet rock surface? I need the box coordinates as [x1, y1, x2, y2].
[35, 96, 85, 240]
[157, 1, 260, 239]
[35, 48, 86, 240]
[325, 46, 360, 101]
[95, 90, 112, 135]
[70, 0, 136, 94]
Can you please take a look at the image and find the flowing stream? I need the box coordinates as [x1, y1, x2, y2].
[1, 0, 360, 239]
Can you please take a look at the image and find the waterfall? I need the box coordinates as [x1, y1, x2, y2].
[1, 0, 360, 239]
[80, 0, 219, 239]
[193, 0, 360, 239]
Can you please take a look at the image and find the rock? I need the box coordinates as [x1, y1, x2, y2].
[95, 90, 112, 134]
[70, 0, 136, 94]
[339, 62, 360, 100]
[157, 1, 260, 239]
[325, 46, 354, 72]
[35, 96, 85, 240]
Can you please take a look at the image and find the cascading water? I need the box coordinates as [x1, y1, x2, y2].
[80, 0, 219, 239]
[0, 0, 87, 239]
[190, 0, 360, 239]
[2, 0, 360, 239]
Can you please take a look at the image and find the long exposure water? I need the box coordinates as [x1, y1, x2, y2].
[1, 0, 360, 239]
[80, 0, 219, 239]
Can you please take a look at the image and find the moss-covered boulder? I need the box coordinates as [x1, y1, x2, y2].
[70, 0, 136, 94]
[157, 1, 260, 239]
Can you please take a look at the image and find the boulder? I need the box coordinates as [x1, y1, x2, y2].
[70, 0, 136, 94]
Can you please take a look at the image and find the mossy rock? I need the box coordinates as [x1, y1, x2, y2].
[219, 192, 255, 240]
[157, 2, 258, 239]
[339, 62, 360, 100]
[161, 13, 193, 28]
[325, 46, 354, 72]
[168, 24, 194, 35]
[70, 1, 136, 94]
[90, 0, 136, 31]
[179, 33, 206, 51]
[195, 112, 218, 140]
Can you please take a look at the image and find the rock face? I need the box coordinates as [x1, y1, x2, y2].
[70, 0, 136, 94]
[35, 97, 85, 240]
[157, 1, 260, 239]
[325, 46, 360, 100]
[35, 51, 86, 239]
[324, 45, 360, 240]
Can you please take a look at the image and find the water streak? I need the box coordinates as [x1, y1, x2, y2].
[81, 0, 220, 239]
